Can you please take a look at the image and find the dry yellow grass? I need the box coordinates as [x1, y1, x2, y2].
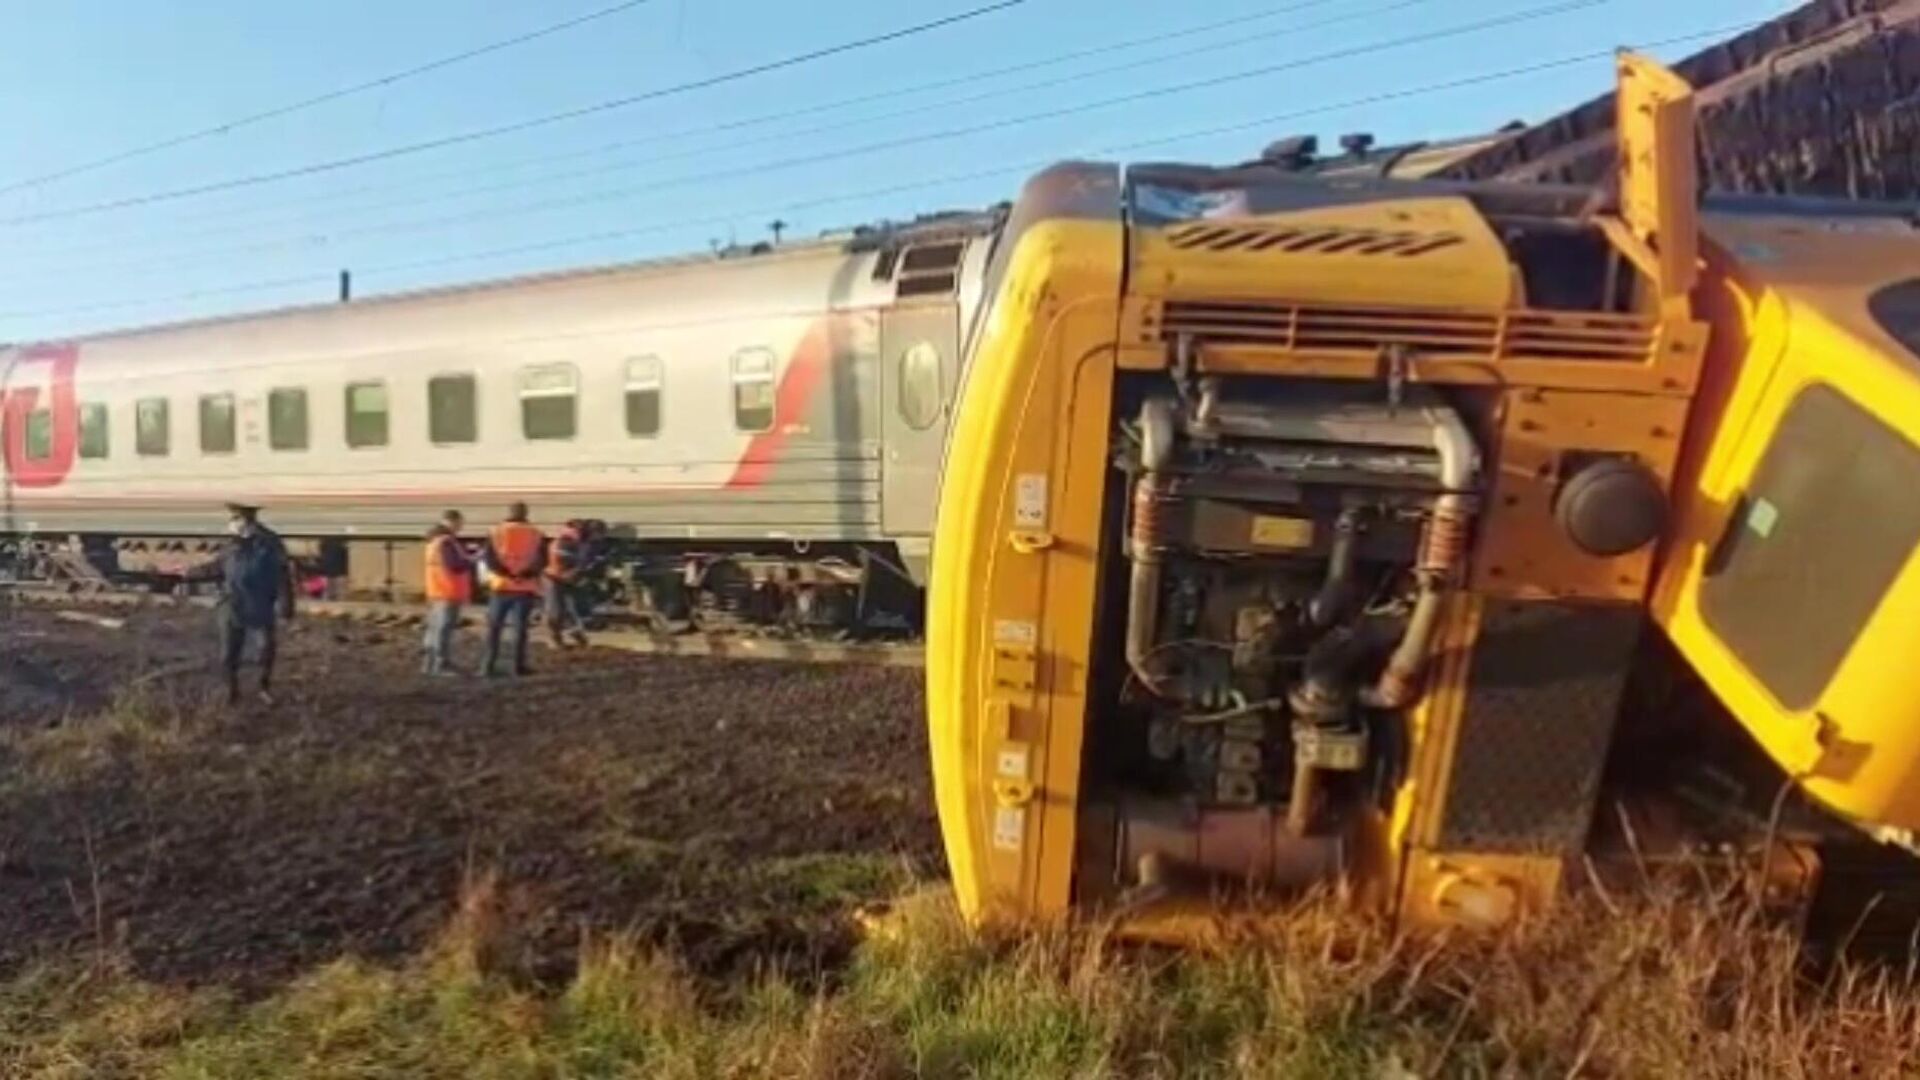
[4, 872, 1918, 1079]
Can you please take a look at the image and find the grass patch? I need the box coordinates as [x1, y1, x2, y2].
[5, 878, 1918, 1078]
[750, 852, 916, 911]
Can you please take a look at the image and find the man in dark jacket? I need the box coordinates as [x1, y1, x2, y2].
[220, 503, 295, 705]
[543, 518, 593, 649]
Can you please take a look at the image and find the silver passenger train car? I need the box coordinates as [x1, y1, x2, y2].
[0, 212, 1000, 635]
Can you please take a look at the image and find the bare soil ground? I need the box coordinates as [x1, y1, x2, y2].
[0, 601, 937, 995]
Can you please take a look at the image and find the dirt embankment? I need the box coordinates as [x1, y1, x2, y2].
[0, 603, 938, 994]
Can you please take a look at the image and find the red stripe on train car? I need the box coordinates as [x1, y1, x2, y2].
[725, 318, 835, 490]
[1, 343, 80, 489]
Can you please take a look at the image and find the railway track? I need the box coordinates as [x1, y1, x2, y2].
[0, 583, 924, 668]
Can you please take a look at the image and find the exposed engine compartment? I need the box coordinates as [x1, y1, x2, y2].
[1090, 367, 1479, 897]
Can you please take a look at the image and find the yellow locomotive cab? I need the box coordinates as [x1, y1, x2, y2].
[928, 52, 1920, 935]
[1656, 213, 1920, 844]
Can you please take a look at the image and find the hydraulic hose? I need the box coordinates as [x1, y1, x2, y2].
[1360, 405, 1478, 710]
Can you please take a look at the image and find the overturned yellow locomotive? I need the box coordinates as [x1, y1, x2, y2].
[927, 54, 1920, 935]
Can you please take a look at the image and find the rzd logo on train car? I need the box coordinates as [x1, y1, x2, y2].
[0, 344, 79, 488]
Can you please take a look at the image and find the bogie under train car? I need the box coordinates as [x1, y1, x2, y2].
[0, 215, 996, 636]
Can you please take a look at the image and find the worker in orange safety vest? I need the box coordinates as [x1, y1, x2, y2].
[543, 518, 593, 649]
[421, 509, 474, 676]
[480, 501, 546, 677]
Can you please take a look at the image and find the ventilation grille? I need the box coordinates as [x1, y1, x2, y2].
[883, 241, 964, 299]
[1164, 222, 1464, 258]
[1161, 301, 1658, 363]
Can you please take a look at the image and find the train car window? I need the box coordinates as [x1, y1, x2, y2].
[136, 398, 170, 457]
[345, 382, 389, 448]
[1701, 384, 1920, 709]
[199, 394, 236, 454]
[731, 348, 776, 433]
[78, 403, 108, 459]
[428, 375, 478, 444]
[1868, 278, 1920, 361]
[897, 341, 943, 430]
[625, 356, 662, 438]
[519, 363, 577, 441]
[23, 409, 52, 461]
[269, 388, 309, 451]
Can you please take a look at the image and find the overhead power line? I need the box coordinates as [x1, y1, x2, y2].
[0, 21, 1749, 329]
[0, 0, 1027, 226]
[0, 0, 662, 198]
[379, 21, 1752, 278]
[2, 0, 1355, 255]
[6, 0, 1434, 280]
[228, 1, 1611, 241]
[4, 0, 1589, 277]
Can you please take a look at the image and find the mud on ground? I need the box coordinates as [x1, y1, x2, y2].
[0, 602, 937, 994]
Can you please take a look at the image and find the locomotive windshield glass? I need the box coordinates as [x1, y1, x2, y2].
[625, 356, 662, 438]
[78, 403, 108, 459]
[429, 375, 478, 444]
[198, 394, 235, 455]
[520, 364, 578, 441]
[1868, 278, 1920, 363]
[269, 388, 309, 451]
[1701, 383, 1920, 709]
[345, 382, 389, 448]
[23, 409, 51, 461]
[732, 348, 776, 433]
[136, 398, 168, 457]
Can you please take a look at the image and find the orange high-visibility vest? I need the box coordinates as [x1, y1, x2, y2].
[487, 522, 545, 595]
[545, 524, 582, 583]
[424, 534, 472, 604]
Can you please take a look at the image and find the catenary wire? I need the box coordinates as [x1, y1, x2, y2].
[4, 0, 1440, 279]
[0, 0, 1028, 227]
[0, 0, 662, 198]
[0, 21, 1749, 329]
[2, 0, 1370, 261]
[213, 1, 1611, 242]
[2, 0, 1604, 283]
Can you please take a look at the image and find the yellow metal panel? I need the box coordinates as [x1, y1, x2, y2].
[1158, 308, 1705, 396]
[1654, 280, 1920, 836]
[1471, 388, 1691, 602]
[926, 219, 1123, 924]
[1131, 198, 1519, 310]
[1395, 595, 1484, 854]
[1614, 52, 1699, 314]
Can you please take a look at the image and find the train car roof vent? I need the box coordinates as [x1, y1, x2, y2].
[891, 240, 965, 299]
[1260, 135, 1319, 171]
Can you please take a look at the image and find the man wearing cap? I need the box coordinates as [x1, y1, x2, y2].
[480, 501, 545, 677]
[219, 503, 295, 705]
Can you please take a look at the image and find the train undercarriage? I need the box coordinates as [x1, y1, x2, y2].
[0, 532, 926, 640]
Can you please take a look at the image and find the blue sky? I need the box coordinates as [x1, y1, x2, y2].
[0, 0, 1794, 341]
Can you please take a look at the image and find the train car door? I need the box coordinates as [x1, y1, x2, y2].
[879, 303, 958, 540]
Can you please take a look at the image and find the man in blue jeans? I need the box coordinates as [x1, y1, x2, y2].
[480, 502, 545, 677]
[543, 518, 594, 649]
[421, 510, 474, 675]
[219, 503, 295, 705]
